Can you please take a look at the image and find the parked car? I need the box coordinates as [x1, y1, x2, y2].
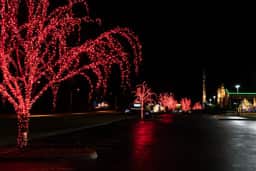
[124, 104, 152, 118]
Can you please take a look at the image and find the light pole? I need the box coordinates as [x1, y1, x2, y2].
[209, 98, 212, 105]
[213, 95, 216, 103]
[235, 84, 240, 94]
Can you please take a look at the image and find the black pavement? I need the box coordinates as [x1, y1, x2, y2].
[2, 113, 256, 170]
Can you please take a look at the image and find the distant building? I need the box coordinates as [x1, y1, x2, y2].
[217, 84, 228, 108]
[217, 84, 256, 112]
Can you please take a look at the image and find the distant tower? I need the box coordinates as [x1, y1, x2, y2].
[202, 70, 206, 108]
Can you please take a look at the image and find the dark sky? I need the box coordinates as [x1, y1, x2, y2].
[88, 0, 255, 101]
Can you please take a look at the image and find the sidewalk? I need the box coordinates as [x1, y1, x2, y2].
[0, 110, 133, 146]
[0, 110, 136, 160]
[0, 146, 98, 160]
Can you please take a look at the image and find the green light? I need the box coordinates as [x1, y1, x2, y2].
[228, 92, 256, 95]
[226, 88, 256, 95]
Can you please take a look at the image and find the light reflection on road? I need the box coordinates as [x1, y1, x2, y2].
[3, 113, 256, 170]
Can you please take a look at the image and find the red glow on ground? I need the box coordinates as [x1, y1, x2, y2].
[132, 121, 156, 160]
[134, 122, 154, 145]
[159, 114, 174, 124]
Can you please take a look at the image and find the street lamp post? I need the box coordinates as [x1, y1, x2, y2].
[213, 95, 216, 103]
[235, 84, 240, 94]
[209, 98, 212, 105]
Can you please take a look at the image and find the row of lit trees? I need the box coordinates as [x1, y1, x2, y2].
[134, 82, 202, 119]
[0, 0, 142, 150]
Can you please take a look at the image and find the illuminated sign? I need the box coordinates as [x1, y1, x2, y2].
[133, 103, 141, 108]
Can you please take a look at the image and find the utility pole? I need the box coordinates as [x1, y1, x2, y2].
[202, 69, 206, 109]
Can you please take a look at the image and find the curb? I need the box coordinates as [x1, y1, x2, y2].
[0, 147, 98, 160]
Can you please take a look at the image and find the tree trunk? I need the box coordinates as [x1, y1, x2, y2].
[141, 101, 144, 120]
[17, 113, 30, 150]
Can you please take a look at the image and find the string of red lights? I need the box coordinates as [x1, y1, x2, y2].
[0, 0, 142, 149]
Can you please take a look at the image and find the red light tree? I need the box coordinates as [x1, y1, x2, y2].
[158, 93, 178, 111]
[134, 82, 155, 119]
[0, 0, 142, 149]
[180, 97, 191, 112]
[192, 102, 202, 110]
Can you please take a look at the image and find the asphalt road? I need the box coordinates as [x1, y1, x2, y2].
[1, 113, 256, 171]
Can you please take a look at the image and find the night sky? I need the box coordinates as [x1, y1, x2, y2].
[0, 0, 255, 114]
[87, 0, 256, 102]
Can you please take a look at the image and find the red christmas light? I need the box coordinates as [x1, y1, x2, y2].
[0, 0, 142, 149]
[192, 102, 202, 110]
[180, 97, 191, 112]
[134, 82, 155, 119]
[158, 93, 178, 111]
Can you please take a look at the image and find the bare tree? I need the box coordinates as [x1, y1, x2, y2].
[180, 97, 191, 112]
[0, 0, 142, 149]
[158, 93, 178, 111]
[134, 82, 155, 119]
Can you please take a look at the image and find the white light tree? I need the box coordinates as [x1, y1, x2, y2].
[134, 82, 155, 119]
[0, 0, 142, 149]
